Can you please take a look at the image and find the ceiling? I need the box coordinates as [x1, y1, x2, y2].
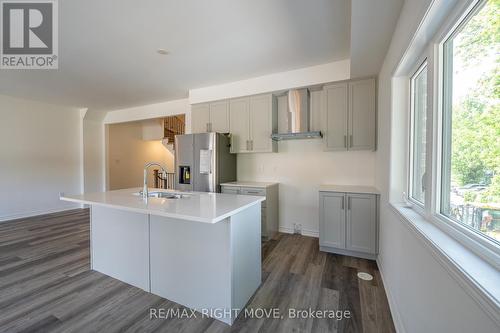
[0, 0, 401, 110]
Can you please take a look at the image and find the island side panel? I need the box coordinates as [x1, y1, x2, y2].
[149, 215, 232, 324]
[230, 203, 262, 315]
[91, 205, 150, 291]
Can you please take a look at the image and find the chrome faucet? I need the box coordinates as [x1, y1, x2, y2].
[142, 162, 168, 199]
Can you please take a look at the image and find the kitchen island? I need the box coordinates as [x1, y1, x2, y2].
[61, 188, 264, 325]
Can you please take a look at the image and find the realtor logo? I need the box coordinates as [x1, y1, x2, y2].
[1, 0, 58, 69]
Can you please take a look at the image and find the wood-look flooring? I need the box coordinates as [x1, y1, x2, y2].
[0, 209, 395, 333]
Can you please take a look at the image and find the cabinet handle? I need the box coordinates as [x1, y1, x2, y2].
[250, 140, 253, 151]
[341, 196, 344, 210]
[344, 135, 347, 148]
[348, 197, 351, 210]
[246, 140, 249, 151]
[350, 135, 353, 148]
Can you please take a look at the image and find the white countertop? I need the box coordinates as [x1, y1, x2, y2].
[319, 184, 380, 195]
[61, 188, 264, 224]
[221, 181, 278, 188]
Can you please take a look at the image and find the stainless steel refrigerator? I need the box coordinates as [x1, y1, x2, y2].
[174, 133, 236, 192]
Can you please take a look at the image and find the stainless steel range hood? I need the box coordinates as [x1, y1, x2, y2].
[271, 88, 322, 141]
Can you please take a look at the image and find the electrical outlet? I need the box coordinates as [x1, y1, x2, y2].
[293, 223, 302, 235]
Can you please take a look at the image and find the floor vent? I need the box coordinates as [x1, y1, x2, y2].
[357, 272, 373, 281]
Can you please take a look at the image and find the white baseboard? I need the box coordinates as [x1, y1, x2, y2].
[279, 226, 319, 238]
[376, 256, 407, 333]
[0, 205, 82, 223]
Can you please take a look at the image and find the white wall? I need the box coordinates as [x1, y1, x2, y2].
[107, 121, 174, 190]
[104, 98, 191, 131]
[83, 114, 106, 193]
[189, 60, 350, 104]
[238, 142, 375, 236]
[376, 0, 499, 332]
[0, 95, 82, 221]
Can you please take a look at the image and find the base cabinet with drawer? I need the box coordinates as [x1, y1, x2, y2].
[319, 187, 379, 260]
[221, 182, 279, 239]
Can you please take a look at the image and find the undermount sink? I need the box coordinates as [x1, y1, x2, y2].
[135, 191, 188, 199]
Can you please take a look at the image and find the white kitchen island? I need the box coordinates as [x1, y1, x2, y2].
[61, 188, 264, 325]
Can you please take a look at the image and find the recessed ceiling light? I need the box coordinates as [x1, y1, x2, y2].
[157, 49, 169, 55]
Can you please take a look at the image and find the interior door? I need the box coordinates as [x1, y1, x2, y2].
[229, 97, 250, 153]
[346, 194, 377, 254]
[249, 94, 272, 152]
[349, 79, 376, 150]
[209, 100, 230, 133]
[325, 83, 348, 151]
[191, 103, 210, 133]
[319, 192, 346, 249]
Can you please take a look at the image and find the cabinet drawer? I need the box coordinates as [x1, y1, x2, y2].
[240, 187, 266, 197]
[221, 186, 240, 194]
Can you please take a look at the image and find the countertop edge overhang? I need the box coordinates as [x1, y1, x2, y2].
[61, 188, 265, 224]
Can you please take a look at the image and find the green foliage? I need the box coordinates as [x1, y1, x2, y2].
[463, 191, 478, 203]
[455, 0, 500, 66]
[451, 0, 500, 204]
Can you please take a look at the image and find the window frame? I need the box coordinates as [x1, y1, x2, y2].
[406, 0, 500, 267]
[408, 59, 429, 207]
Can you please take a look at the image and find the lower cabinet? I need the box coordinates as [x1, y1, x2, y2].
[319, 191, 378, 259]
[221, 183, 279, 239]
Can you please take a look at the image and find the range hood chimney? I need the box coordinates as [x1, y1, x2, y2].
[271, 88, 322, 141]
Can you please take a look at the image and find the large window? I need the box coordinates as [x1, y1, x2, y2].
[410, 62, 428, 205]
[441, 0, 499, 243]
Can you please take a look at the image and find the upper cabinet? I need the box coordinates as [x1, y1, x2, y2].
[249, 94, 277, 153]
[349, 79, 376, 150]
[229, 97, 251, 153]
[229, 94, 277, 153]
[324, 78, 376, 151]
[191, 100, 229, 133]
[191, 103, 210, 133]
[209, 100, 230, 133]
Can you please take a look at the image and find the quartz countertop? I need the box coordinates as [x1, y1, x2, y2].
[221, 181, 278, 188]
[319, 185, 380, 195]
[60, 188, 264, 224]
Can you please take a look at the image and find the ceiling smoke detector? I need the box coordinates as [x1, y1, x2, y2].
[157, 49, 169, 55]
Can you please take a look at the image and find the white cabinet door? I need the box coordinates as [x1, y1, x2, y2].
[249, 94, 273, 152]
[349, 79, 376, 150]
[191, 103, 210, 133]
[210, 100, 230, 133]
[319, 192, 346, 249]
[324, 83, 348, 151]
[346, 194, 377, 254]
[229, 97, 250, 153]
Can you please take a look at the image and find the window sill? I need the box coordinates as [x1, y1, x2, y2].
[389, 203, 500, 326]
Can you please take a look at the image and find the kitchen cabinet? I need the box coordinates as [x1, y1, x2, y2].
[229, 97, 251, 153]
[210, 100, 230, 133]
[229, 94, 277, 153]
[324, 78, 376, 151]
[221, 182, 279, 239]
[191, 100, 229, 133]
[349, 79, 376, 150]
[191, 103, 210, 133]
[319, 185, 379, 259]
[324, 83, 348, 150]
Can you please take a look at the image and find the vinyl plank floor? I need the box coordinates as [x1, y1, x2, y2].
[0, 209, 395, 333]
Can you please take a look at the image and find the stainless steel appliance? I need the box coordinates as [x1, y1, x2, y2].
[174, 133, 236, 192]
[271, 88, 322, 141]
